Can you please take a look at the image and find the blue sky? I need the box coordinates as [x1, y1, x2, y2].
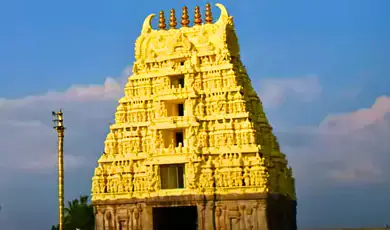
[0, 0, 389, 229]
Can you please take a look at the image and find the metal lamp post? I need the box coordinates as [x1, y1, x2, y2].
[52, 110, 65, 230]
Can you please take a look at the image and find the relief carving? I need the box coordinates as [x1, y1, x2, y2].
[146, 165, 160, 191]
[92, 6, 295, 230]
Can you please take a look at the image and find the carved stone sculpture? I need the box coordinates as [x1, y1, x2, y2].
[91, 3, 296, 230]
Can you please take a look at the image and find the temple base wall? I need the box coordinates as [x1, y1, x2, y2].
[93, 193, 297, 230]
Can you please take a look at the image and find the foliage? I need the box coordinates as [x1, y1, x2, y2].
[50, 195, 94, 230]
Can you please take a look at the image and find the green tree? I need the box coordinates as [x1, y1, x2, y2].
[50, 195, 94, 230]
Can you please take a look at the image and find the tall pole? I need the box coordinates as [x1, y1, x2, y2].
[52, 110, 65, 230]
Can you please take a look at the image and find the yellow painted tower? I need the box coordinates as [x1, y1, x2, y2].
[91, 3, 296, 230]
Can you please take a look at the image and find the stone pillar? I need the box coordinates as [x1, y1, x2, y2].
[141, 203, 153, 230]
[222, 205, 228, 230]
[205, 202, 215, 230]
[215, 206, 222, 230]
[94, 207, 104, 230]
[133, 205, 142, 230]
[197, 203, 206, 230]
[128, 207, 134, 230]
[244, 204, 254, 230]
[239, 205, 246, 230]
[104, 209, 115, 230]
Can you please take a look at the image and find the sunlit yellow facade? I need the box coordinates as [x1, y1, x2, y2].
[91, 4, 296, 230]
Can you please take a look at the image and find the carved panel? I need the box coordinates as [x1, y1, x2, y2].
[92, 2, 295, 213]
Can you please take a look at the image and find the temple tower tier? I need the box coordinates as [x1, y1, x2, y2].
[91, 3, 297, 230]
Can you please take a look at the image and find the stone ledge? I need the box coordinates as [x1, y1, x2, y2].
[92, 192, 295, 206]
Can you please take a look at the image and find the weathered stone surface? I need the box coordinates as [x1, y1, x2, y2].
[93, 193, 297, 230]
[91, 3, 297, 230]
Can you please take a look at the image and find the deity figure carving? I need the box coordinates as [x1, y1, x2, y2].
[177, 142, 183, 153]
[158, 101, 166, 117]
[197, 131, 208, 148]
[199, 157, 215, 189]
[196, 99, 205, 116]
[133, 206, 142, 230]
[92, 5, 296, 230]
[92, 177, 101, 193]
[146, 165, 160, 191]
[209, 132, 215, 147]
[215, 206, 224, 230]
[187, 74, 195, 88]
[214, 167, 223, 187]
[186, 98, 195, 116]
[123, 174, 133, 193]
[104, 211, 114, 230]
[107, 173, 120, 193]
[186, 126, 198, 147]
[243, 166, 251, 186]
[117, 174, 125, 193]
[94, 163, 104, 176]
[187, 159, 200, 189]
[198, 168, 211, 189]
[155, 130, 164, 149]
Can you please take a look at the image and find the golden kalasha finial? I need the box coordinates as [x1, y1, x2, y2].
[205, 3, 213, 24]
[194, 6, 202, 25]
[181, 6, 190, 27]
[169, 9, 177, 29]
[158, 11, 167, 30]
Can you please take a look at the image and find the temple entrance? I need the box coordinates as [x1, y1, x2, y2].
[153, 206, 198, 230]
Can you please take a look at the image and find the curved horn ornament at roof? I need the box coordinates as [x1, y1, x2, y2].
[215, 3, 230, 25]
[141, 14, 155, 34]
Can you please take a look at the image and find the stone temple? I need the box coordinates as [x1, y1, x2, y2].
[91, 3, 297, 230]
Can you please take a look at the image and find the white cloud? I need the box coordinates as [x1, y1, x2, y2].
[0, 78, 122, 109]
[0, 70, 387, 229]
[1, 70, 387, 186]
[281, 95, 390, 185]
[0, 72, 321, 173]
[0, 70, 127, 173]
[319, 96, 390, 134]
[258, 75, 323, 108]
[0, 68, 129, 230]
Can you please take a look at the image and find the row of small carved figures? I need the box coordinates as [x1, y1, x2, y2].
[129, 68, 238, 88]
[92, 168, 270, 194]
[131, 56, 246, 86]
[119, 84, 249, 103]
[103, 134, 259, 155]
[116, 96, 249, 112]
[130, 67, 237, 85]
[134, 54, 219, 71]
[116, 90, 245, 108]
[123, 79, 246, 99]
[114, 109, 249, 124]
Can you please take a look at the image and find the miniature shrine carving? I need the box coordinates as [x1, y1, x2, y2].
[91, 3, 296, 230]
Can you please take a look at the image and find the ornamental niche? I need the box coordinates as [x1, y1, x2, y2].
[91, 3, 296, 230]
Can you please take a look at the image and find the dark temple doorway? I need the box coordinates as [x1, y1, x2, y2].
[153, 206, 198, 230]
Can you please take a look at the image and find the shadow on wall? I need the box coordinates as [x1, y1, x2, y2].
[266, 195, 297, 230]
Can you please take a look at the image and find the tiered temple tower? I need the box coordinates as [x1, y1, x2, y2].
[91, 3, 296, 230]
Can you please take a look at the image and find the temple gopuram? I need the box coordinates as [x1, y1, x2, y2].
[91, 3, 296, 230]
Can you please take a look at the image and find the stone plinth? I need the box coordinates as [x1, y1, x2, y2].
[93, 193, 297, 230]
